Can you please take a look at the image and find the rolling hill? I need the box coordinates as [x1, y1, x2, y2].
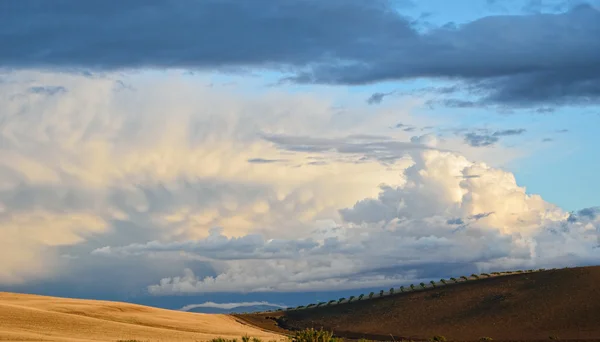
[0, 291, 284, 342]
[236, 266, 600, 341]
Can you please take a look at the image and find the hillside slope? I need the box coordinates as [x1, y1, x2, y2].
[0, 292, 284, 342]
[237, 266, 600, 341]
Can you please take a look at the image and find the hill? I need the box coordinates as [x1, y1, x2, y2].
[0, 291, 284, 342]
[236, 266, 600, 341]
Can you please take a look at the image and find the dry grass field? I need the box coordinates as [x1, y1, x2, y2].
[0, 292, 285, 342]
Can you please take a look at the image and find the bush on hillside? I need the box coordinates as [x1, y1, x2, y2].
[292, 328, 339, 342]
[429, 335, 446, 342]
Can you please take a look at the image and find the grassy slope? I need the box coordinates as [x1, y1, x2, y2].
[0, 291, 284, 342]
[236, 266, 600, 341]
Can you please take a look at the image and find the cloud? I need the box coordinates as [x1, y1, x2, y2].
[1, 70, 597, 297]
[493, 129, 527, 136]
[463, 128, 526, 147]
[247, 158, 286, 164]
[3, 1, 600, 106]
[367, 92, 395, 105]
[179, 301, 287, 311]
[464, 133, 499, 147]
[0, 70, 437, 285]
[137, 149, 596, 294]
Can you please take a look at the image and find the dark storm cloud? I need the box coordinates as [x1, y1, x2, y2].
[2, 1, 600, 106]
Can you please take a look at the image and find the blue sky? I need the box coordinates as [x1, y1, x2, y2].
[0, 0, 599, 312]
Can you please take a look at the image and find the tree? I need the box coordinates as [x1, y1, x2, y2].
[450, 277, 458, 283]
[410, 284, 415, 290]
[420, 282, 426, 289]
[337, 298, 345, 304]
[460, 276, 468, 281]
[400, 286, 405, 292]
[358, 294, 365, 300]
[389, 288, 394, 294]
[430, 280, 436, 288]
[368, 292, 375, 299]
[440, 279, 447, 285]
[379, 290, 385, 297]
[348, 296, 355, 302]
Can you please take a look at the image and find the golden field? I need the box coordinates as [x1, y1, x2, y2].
[0, 292, 284, 342]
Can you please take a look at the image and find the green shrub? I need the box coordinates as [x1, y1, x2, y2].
[460, 276, 468, 281]
[291, 328, 336, 342]
[252, 338, 262, 342]
[389, 287, 394, 294]
[368, 292, 375, 298]
[420, 282, 426, 289]
[430, 280, 436, 287]
[348, 296, 355, 302]
[400, 286, 405, 292]
[327, 300, 336, 306]
[242, 335, 251, 342]
[358, 294, 364, 300]
[481, 273, 490, 277]
[471, 274, 480, 279]
[410, 284, 415, 290]
[450, 277, 457, 283]
[440, 279, 447, 285]
[379, 290, 384, 297]
[337, 297, 345, 304]
[429, 335, 446, 342]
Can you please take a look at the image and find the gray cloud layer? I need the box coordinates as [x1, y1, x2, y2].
[2, 1, 600, 106]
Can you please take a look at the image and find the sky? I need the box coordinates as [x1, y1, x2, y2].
[0, 0, 599, 311]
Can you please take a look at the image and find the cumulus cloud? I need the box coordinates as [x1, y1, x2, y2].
[2, 1, 600, 106]
[0, 70, 436, 284]
[1, 70, 597, 296]
[134, 149, 596, 294]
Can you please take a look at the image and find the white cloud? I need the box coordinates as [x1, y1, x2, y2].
[1, 69, 595, 294]
[179, 301, 287, 311]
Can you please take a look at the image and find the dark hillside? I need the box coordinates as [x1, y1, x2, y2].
[235, 266, 600, 341]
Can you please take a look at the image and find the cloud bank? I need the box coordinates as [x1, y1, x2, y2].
[2, 1, 600, 106]
[0, 70, 597, 297]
